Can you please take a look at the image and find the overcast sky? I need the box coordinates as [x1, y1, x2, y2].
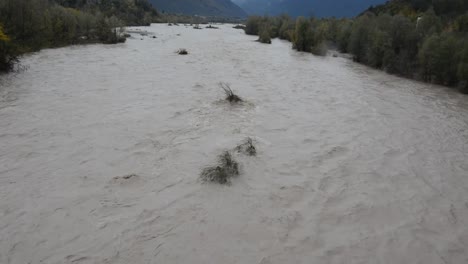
[231, 0, 247, 4]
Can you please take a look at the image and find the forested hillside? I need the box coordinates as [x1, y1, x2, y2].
[365, 0, 467, 16]
[244, 0, 468, 93]
[235, 0, 386, 18]
[0, 0, 159, 72]
[150, 0, 247, 18]
[55, 0, 159, 25]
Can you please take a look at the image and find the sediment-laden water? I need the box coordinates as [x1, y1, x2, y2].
[1, 24, 468, 264]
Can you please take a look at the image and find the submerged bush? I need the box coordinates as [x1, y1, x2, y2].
[258, 24, 272, 44]
[200, 151, 240, 184]
[177, 48, 188, 55]
[235, 138, 257, 156]
[233, 25, 246, 30]
[311, 42, 327, 56]
[220, 83, 243, 103]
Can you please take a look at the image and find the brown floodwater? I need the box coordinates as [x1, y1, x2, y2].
[1, 24, 468, 264]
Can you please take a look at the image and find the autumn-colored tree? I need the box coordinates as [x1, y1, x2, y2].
[0, 24, 9, 42]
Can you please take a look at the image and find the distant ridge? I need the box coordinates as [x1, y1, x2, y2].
[234, 0, 387, 18]
[149, 0, 247, 18]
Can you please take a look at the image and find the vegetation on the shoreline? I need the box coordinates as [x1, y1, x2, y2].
[244, 0, 468, 93]
[160, 13, 243, 25]
[0, 0, 160, 72]
[0, 23, 17, 72]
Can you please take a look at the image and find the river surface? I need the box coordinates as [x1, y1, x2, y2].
[1, 24, 468, 264]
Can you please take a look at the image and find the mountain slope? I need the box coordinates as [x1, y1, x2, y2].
[56, 0, 159, 25]
[150, 0, 247, 17]
[364, 0, 468, 17]
[234, 0, 387, 17]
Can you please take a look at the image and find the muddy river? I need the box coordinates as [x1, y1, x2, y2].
[1, 24, 468, 264]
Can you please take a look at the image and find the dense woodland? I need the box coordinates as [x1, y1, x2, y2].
[245, 0, 468, 93]
[0, 0, 159, 72]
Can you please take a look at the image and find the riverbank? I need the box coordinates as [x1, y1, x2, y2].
[0, 0, 161, 73]
[242, 10, 468, 94]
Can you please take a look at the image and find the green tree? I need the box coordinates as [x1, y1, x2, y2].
[278, 15, 294, 41]
[416, 8, 442, 41]
[348, 14, 372, 62]
[0, 0, 158, 72]
[419, 33, 460, 85]
[245, 16, 262, 35]
[387, 15, 418, 75]
[293, 17, 314, 52]
[454, 13, 468, 32]
[419, 34, 440, 81]
[336, 20, 353, 53]
[367, 29, 391, 68]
